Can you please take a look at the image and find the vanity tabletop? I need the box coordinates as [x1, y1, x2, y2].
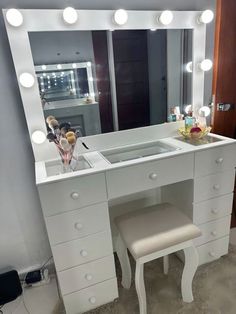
[35, 132, 236, 185]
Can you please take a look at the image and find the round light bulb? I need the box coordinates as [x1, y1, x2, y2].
[57, 64, 62, 70]
[199, 59, 213, 71]
[186, 61, 193, 73]
[199, 106, 211, 117]
[63, 7, 78, 24]
[113, 9, 128, 26]
[72, 63, 77, 68]
[199, 10, 214, 24]
[6, 8, 23, 27]
[19, 73, 35, 88]
[158, 10, 173, 25]
[41, 65, 47, 70]
[31, 130, 46, 144]
[87, 62, 92, 67]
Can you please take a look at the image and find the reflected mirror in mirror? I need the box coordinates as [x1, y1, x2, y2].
[29, 29, 193, 137]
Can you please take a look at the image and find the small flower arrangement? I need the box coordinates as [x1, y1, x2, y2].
[46, 116, 79, 171]
[178, 126, 211, 140]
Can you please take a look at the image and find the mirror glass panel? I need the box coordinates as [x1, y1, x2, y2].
[29, 30, 193, 137]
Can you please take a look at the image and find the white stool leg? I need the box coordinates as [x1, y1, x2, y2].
[163, 255, 169, 275]
[116, 234, 132, 289]
[135, 261, 147, 314]
[181, 245, 199, 303]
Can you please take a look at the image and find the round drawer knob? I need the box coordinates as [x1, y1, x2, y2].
[74, 222, 83, 230]
[209, 251, 216, 257]
[213, 184, 220, 191]
[85, 274, 93, 281]
[89, 297, 96, 304]
[149, 173, 158, 180]
[80, 250, 88, 257]
[211, 231, 217, 237]
[215, 157, 223, 164]
[211, 209, 219, 215]
[71, 192, 79, 200]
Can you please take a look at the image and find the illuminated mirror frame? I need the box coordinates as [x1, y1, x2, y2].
[3, 9, 208, 161]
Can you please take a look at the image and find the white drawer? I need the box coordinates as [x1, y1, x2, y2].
[195, 144, 236, 177]
[38, 173, 107, 216]
[106, 154, 194, 199]
[194, 216, 231, 246]
[197, 236, 229, 265]
[193, 194, 234, 225]
[194, 170, 235, 202]
[63, 278, 118, 314]
[45, 202, 110, 245]
[58, 255, 116, 295]
[52, 230, 113, 271]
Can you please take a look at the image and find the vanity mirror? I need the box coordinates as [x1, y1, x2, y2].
[29, 29, 192, 136]
[3, 9, 208, 161]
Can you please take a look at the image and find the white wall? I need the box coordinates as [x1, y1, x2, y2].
[0, 0, 216, 273]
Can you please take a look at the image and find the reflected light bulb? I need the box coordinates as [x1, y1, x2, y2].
[6, 8, 23, 27]
[72, 63, 77, 68]
[19, 73, 35, 88]
[113, 9, 128, 25]
[199, 10, 214, 24]
[199, 106, 211, 117]
[159, 10, 173, 25]
[57, 64, 62, 70]
[185, 105, 192, 114]
[41, 65, 47, 70]
[31, 130, 46, 144]
[186, 62, 193, 73]
[199, 59, 213, 71]
[63, 7, 78, 24]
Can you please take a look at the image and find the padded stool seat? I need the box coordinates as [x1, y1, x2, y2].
[115, 203, 201, 314]
[115, 203, 201, 259]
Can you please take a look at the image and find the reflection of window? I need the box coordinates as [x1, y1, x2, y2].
[35, 62, 94, 102]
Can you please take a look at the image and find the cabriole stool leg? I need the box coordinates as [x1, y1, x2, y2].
[135, 261, 147, 314]
[116, 234, 132, 289]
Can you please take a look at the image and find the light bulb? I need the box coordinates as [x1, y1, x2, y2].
[199, 59, 213, 71]
[31, 130, 46, 144]
[87, 62, 92, 67]
[88, 77, 93, 81]
[113, 9, 128, 26]
[19, 73, 35, 88]
[185, 105, 192, 114]
[6, 8, 23, 27]
[63, 7, 78, 24]
[199, 106, 211, 117]
[150, 29, 156, 31]
[72, 63, 77, 68]
[186, 62, 193, 73]
[158, 10, 173, 25]
[198, 10, 214, 24]
[57, 64, 62, 70]
[41, 65, 47, 70]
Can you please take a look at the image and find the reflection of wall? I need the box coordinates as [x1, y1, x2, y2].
[147, 30, 167, 125]
[167, 30, 183, 113]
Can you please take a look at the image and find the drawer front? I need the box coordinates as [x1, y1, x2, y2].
[195, 144, 236, 177]
[45, 202, 110, 245]
[193, 194, 234, 225]
[38, 173, 107, 217]
[106, 154, 194, 199]
[194, 170, 235, 202]
[58, 255, 116, 295]
[63, 278, 118, 314]
[197, 236, 229, 265]
[194, 216, 231, 246]
[52, 231, 113, 271]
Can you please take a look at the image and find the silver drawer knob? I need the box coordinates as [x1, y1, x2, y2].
[149, 173, 158, 180]
[89, 297, 96, 304]
[71, 192, 79, 200]
[211, 209, 219, 215]
[80, 250, 88, 257]
[215, 157, 223, 164]
[209, 251, 216, 257]
[211, 231, 217, 237]
[85, 274, 93, 281]
[74, 222, 83, 230]
[213, 184, 220, 190]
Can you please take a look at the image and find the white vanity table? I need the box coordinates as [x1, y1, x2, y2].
[36, 123, 236, 314]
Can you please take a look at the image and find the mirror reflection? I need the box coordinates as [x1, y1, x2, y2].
[29, 29, 193, 136]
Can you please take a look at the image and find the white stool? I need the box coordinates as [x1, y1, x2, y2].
[115, 203, 201, 314]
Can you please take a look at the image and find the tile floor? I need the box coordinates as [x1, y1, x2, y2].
[1, 277, 59, 314]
